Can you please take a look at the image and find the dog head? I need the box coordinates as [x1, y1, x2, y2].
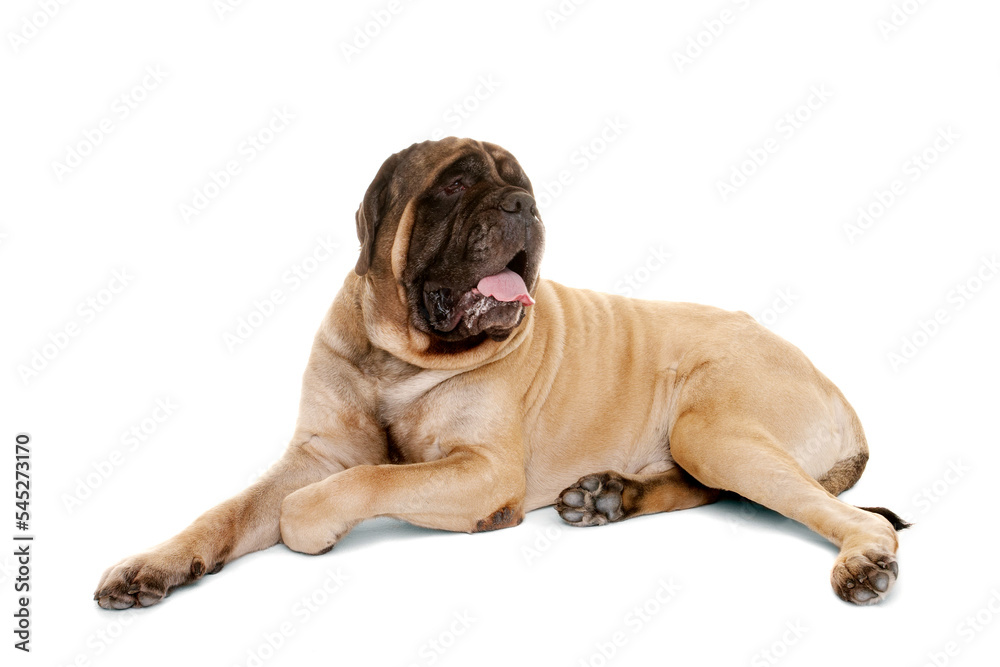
[354, 138, 544, 356]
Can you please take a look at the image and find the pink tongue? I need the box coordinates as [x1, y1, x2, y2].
[476, 268, 534, 306]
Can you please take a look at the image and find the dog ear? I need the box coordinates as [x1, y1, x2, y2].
[355, 152, 402, 276]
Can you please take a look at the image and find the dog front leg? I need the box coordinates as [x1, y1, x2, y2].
[94, 440, 343, 609]
[280, 445, 526, 554]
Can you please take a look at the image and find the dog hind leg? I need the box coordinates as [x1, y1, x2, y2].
[555, 466, 720, 527]
[669, 412, 903, 605]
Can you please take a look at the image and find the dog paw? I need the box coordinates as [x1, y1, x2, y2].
[831, 548, 898, 605]
[556, 471, 628, 526]
[279, 488, 352, 555]
[94, 548, 211, 610]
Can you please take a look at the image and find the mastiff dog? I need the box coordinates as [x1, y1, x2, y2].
[96, 137, 908, 609]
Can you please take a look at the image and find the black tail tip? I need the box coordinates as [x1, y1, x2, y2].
[858, 506, 912, 531]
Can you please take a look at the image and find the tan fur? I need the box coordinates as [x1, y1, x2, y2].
[95, 140, 901, 609]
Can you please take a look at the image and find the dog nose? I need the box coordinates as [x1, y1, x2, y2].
[499, 192, 535, 214]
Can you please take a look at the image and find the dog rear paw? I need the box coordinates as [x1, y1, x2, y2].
[556, 472, 627, 526]
[831, 548, 898, 605]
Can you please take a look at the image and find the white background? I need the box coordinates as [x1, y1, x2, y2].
[2, 1, 999, 666]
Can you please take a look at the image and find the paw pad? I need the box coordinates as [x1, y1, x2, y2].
[556, 472, 628, 526]
[831, 549, 898, 605]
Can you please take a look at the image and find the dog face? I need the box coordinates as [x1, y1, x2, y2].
[355, 138, 544, 346]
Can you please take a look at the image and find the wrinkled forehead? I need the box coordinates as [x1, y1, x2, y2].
[391, 139, 529, 197]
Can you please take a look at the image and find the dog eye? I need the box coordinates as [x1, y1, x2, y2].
[442, 179, 467, 196]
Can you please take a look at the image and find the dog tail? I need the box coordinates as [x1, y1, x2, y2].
[857, 506, 912, 531]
